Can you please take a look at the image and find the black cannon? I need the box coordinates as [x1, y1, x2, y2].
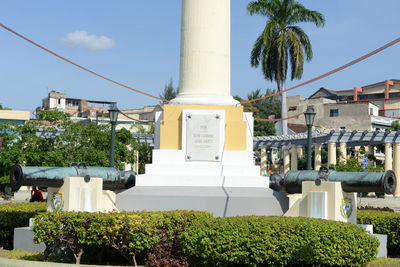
[10, 163, 136, 191]
[270, 167, 396, 194]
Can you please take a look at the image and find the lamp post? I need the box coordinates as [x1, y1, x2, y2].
[304, 107, 316, 170]
[109, 103, 118, 167]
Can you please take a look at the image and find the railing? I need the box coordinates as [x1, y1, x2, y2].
[379, 109, 400, 118]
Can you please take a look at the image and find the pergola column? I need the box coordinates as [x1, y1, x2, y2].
[365, 146, 374, 166]
[393, 143, 400, 197]
[385, 143, 393, 171]
[283, 149, 290, 173]
[314, 143, 322, 171]
[339, 142, 347, 163]
[328, 142, 337, 166]
[291, 146, 298, 170]
[260, 148, 267, 176]
[298, 147, 304, 158]
[354, 146, 360, 157]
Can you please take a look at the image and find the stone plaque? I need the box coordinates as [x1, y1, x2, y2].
[186, 114, 220, 161]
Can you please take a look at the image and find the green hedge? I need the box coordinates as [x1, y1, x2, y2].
[358, 210, 400, 256]
[33, 210, 212, 265]
[180, 216, 378, 267]
[0, 202, 46, 249]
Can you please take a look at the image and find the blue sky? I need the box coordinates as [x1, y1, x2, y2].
[1, 0, 399, 113]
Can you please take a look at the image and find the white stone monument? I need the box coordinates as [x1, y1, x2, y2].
[116, 0, 288, 216]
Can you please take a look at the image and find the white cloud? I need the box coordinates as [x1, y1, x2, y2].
[61, 30, 115, 51]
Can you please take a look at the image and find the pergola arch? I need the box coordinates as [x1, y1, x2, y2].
[254, 129, 400, 196]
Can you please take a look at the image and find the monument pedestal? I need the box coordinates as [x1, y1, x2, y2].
[116, 105, 288, 216]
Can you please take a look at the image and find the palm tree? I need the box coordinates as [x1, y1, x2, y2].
[247, 0, 325, 135]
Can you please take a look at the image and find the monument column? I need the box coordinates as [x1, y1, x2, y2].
[116, 0, 289, 216]
[314, 143, 322, 170]
[328, 142, 337, 166]
[291, 146, 298, 170]
[172, 0, 237, 105]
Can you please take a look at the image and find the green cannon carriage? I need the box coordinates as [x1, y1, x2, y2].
[270, 167, 396, 195]
[10, 163, 136, 191]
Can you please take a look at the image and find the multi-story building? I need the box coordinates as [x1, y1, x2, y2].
[35, 91, 114, 118]
[0, 109, 30, 125]
[35, 91, 161, 133]
[285, 79, 400, 131]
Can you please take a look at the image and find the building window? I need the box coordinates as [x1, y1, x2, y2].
[330, 109, 339, 117]
[370, 108, 373, 115]
[58, 99, 61, 104]
[288, 106, 297, 111]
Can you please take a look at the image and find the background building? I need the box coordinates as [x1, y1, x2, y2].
[284, 79, 399, 132]
[35, 90, 158, 133]
[0, 110, 30, 125]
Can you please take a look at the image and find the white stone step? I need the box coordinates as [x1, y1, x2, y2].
[145, 163, 260, 176]
[135, 174, 269, 188]
[152, 149, 254, 165]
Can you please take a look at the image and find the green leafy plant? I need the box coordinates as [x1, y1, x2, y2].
[33, 210, 211, 265]
[180, 216, 378, 267]
[358, 210, 400, 257]
[0, 110, 150, 178]
[0, 202, 46, 249]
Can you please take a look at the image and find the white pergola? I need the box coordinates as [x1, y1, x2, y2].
[254, 129, 400, 196]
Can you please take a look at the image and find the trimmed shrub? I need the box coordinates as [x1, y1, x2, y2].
[0, 202, 46, 249]
[180, 216, 378, 267]
[145, 210, 213, 267]
[358, 210, 400, 256]
[33, 210, 212, 265]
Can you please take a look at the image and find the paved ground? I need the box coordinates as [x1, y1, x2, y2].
[359, 196, 400, 212]
[3, 196, 400, 211]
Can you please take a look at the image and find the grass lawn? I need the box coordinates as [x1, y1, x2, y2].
[1, 248, 399, 266]
[0, 248, 43, 261]
[368, 257, 400, 267]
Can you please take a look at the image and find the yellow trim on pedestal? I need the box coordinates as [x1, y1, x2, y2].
[160, 104, 247, 151]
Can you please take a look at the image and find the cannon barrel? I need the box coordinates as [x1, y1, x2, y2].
[270, 168, 396, 195]
[10, 164, 136, 191]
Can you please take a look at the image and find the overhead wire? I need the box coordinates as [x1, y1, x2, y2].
[1, 23, 399, 122]
[0, 23, 169, 103]
[240, 37, 400, 105]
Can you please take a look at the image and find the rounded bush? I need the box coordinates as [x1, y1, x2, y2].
[358, 210, 400, 256]
[180, 216, 378, 267]
[0, 202, 46, 249]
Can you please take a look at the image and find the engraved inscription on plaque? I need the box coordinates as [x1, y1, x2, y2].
[186, 114, 221, 161]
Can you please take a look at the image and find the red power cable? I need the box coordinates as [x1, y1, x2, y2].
[0, 23, 169, 103]
[2, 23, 399, 122]
[241, 37, 400, 105]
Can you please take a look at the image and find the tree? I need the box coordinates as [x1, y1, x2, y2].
[159, 78, 179, 104]
[247, 0, 325, 135]
[0, 104, 11, 110]
[0, 110, 150, 181]
[234, 88, 280, 136]
[392, 120, 400, 131]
